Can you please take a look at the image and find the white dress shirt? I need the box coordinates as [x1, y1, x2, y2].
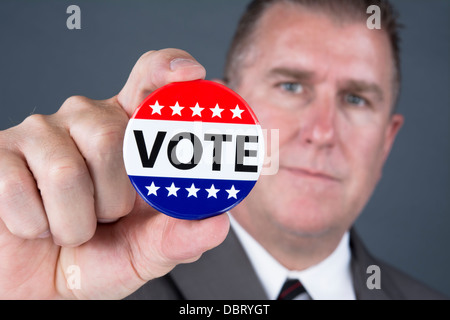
[229, 213, 356, 300]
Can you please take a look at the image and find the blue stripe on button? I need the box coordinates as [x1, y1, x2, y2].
[128, 175, 257, 220]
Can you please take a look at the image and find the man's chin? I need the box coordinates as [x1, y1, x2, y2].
[269, 209, 336, 238]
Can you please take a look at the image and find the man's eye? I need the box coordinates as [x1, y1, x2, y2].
[279, 82, 303, 94]
[345, 94, 367, 107]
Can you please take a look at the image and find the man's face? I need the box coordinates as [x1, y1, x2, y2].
[232, 4, 404, 238]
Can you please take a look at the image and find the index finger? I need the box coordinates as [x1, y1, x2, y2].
[117, 49, 206, 117]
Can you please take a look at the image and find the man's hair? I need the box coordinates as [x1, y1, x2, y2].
[224, 0, 402, 110]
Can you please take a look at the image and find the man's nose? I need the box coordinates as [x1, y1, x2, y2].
[299, 95, 337, 149]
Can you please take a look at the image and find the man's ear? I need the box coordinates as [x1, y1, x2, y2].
[382, 113, 404, 164]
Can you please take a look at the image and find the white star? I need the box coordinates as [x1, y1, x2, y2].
[166, 182, 180, 197]
[225, 185, 240, 199]
[145, 182, 160, 196]
[205, 184, 220, 199]
[185, 183, 200, 198]
[190, 102, 204, 117]
[170, 101, 184, 116]
[210, 103, 224, 118]
[230, 104, 245, 119]
[149, 101, 164, 115]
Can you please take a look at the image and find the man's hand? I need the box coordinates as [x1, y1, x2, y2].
[0, 49, 230, 299]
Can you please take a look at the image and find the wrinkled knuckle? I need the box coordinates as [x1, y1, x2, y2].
[0, 171, 33, 206]
[63, 95, 90, 107]
[47, 161, 89, 189]
[88, 124, 125, 159]
[60, 95, 91, 113]
[22, 113, 50, 131]
[0, 173, 48, 240]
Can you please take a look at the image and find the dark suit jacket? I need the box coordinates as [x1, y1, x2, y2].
[126, 228, 447, 300]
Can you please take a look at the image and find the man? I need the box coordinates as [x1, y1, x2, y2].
[0, 0, 445, 299]
[129, 0, 446, 300]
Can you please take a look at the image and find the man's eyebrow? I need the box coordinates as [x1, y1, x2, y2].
[342, 79, 384, 102]
[267, 67, 316, 81]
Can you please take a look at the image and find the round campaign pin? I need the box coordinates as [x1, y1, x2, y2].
[123, 80, 264, 220]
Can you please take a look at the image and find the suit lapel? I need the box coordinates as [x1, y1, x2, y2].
[170, 227, 268, 299]
[169, 226, 404, 300]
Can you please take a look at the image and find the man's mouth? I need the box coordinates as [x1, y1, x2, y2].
[281, 167, 340, 182]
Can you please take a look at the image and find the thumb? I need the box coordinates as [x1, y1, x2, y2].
[117, 49, 206, 117]
[118, 197, 230, 284]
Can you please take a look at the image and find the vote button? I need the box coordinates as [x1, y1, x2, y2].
[123, 80, 264, 220]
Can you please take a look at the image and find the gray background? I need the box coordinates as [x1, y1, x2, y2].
[0, 0, 449, 297]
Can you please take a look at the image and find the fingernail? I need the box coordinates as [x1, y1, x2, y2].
[38, 230, 51, 239]
[170, 58, 201, 71]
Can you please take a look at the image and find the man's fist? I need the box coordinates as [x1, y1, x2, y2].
[0, 49, 229, 299]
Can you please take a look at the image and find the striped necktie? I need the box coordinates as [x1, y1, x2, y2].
[277, 278, 311, 300]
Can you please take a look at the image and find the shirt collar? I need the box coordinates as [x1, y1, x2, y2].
[229, 213, 355, 300]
